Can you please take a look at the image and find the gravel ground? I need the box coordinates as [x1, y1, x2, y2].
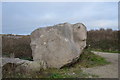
[82, 51, 119, 78]
[0, 51, 119, 78]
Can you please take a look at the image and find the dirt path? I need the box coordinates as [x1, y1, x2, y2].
[82, 51, 119, 78]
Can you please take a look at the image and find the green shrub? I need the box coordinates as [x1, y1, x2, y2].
[49, 73, 63, 78]
[77, 49, 110, 68]
[2, 35, 33, 60]
[87, 29, 119, 53]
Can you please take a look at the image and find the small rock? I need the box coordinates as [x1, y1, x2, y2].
[88, 76, 92, 78]
[40, 35, 44, 37]
[43, 42, 46, 45]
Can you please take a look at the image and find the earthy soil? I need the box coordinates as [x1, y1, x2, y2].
[82, 51, 119, 78]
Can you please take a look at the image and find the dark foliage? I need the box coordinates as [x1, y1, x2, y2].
[2, 35, 33, 59]
[87, 28, 119, 52]
[2, 28, 119, 60]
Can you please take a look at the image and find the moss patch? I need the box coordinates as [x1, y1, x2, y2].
[75, 49, 110, 68]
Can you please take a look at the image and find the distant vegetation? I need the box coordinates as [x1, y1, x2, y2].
[2, 34, 32, 59]
[87, 28, 119, 53]
[2, 28, 119, 59]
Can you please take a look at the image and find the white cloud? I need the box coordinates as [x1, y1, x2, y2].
[93, 20, 117, 27]
[2, 2, 118, 34]
[41, 13, 56, 20]
[86, 20, 118, 30]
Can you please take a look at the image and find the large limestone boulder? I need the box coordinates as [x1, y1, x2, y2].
[30, 23, 87, 69]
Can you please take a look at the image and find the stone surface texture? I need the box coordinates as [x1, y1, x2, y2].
[30, 23, 87, 69]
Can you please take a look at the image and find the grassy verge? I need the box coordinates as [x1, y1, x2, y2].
[2, 53, 33, 61]
[2, 65, 98, 78]
[75, 49, 110, 68]
[94, 50, 120, 53]
[89, 49, 120, 53]
[3, 49, 110, 78]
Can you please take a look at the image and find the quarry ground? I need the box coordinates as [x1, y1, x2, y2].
[1, 51, 119, 78]
[82, 51, 119, 78]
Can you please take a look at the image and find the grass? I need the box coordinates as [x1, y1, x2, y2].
[95, 50, 120, 53]
[89, 48, 120, 53]
[44, 68, 97, 78]
[2, 53, 33, 61]
[3, 49, 110, 78]
[76, 49, 110, 68]
[2, 66, 97, 78]
[19, 57, 33, 61]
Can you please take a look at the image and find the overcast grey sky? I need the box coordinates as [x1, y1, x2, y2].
[2, 2, 118, 35]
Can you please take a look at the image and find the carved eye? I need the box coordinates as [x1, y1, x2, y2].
[82, 39, 86, 41]
[78, 26, 80, 29]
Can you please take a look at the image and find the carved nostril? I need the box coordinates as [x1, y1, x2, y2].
[78, 26, 80, 29]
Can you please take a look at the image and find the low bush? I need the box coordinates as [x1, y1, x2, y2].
[77, 49, 110, 68]
[2, 35, 33, 60]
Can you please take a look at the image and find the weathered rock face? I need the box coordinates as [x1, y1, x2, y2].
[30, 23, 87, 69]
